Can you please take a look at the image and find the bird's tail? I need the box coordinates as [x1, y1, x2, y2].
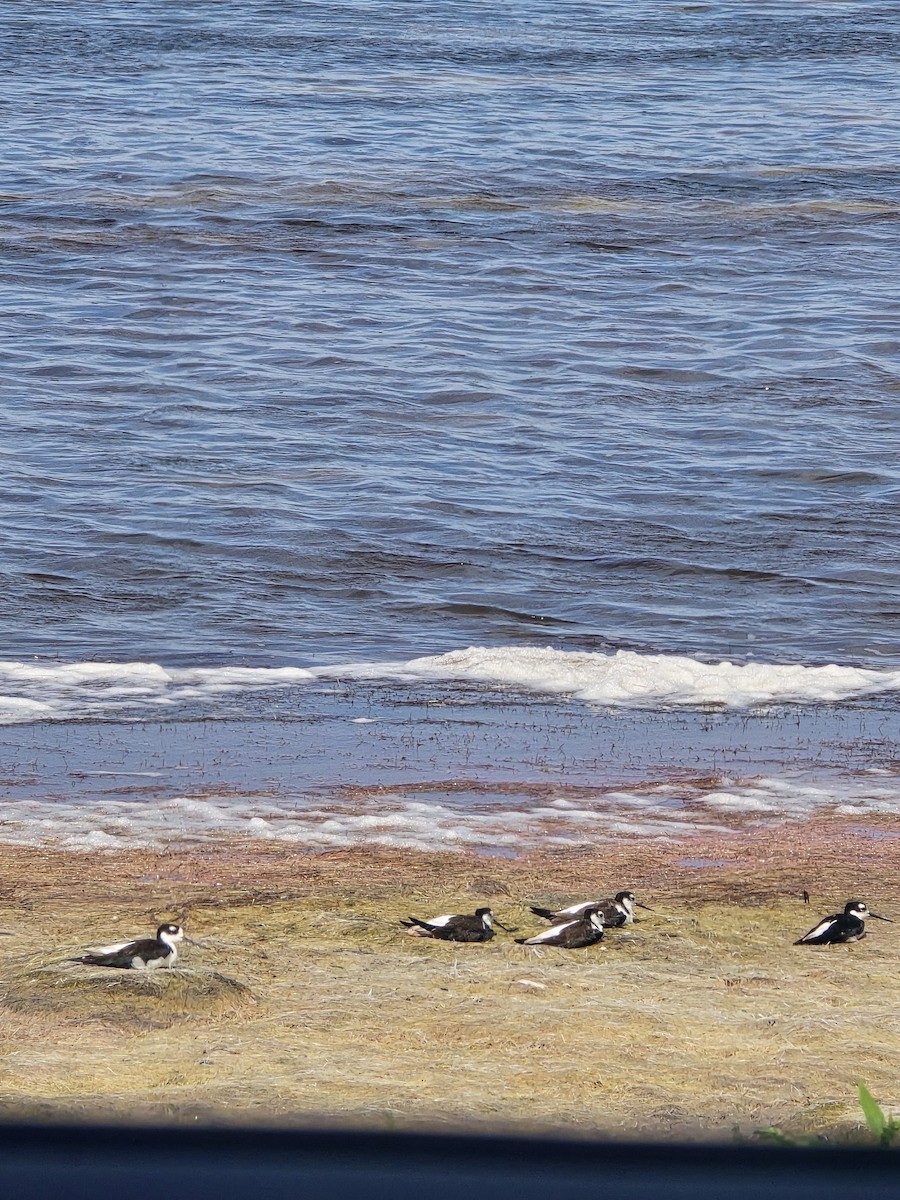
[403, 917, 435, 933]
[529, 906, 555, 921]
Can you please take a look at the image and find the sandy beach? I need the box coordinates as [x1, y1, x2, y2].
[0, 817, 898, 1142]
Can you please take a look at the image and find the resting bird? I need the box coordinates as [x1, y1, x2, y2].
[74, 923, 192, 969]
[794, 900, 891, 946]
[516, 906, 605, 949]
[530, 889, 651, 928]
[401, 907, 509, 942]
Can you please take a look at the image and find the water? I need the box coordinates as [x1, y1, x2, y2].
[1, 1, 899, 848]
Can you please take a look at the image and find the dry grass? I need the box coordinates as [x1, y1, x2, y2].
[0, 822, 898, 1140]
[4, 955, 253, 1025]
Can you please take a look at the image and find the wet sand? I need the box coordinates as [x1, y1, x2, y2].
[0, 818, 898, 1140]
[0, 693, 897, 850]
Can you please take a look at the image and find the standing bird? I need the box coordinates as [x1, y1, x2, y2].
[401, 907, 509, 942]
[74, 923, 192, 969]
[530, 890, 651, 928]
[794, 900, 891, 946]
[516, 906, 605, 949]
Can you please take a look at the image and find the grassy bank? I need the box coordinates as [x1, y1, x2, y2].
[0, 820, 897, 1139]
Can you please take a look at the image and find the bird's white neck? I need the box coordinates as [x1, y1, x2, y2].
[159, 930, 179, 959]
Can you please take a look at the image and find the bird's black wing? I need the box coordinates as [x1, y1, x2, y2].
[404, 917, 451, 935]
[795, 915, 840, 945]
[78, 937, 163, 968]
[529, 906, 557, 921]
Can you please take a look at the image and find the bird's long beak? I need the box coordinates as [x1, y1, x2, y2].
[182, 934, 199, 945]
[635, 902, 654, 911]
[493, 920, 517, 932]
[870, 913, 892, 923]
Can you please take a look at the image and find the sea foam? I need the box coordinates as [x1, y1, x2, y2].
[0, 772, 898, 852]
[0, 647, 896, 723]
[377, 646, 900, 708]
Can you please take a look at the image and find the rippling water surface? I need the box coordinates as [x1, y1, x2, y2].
[1, 1, 899, 845]
[2, 0, 900, 667]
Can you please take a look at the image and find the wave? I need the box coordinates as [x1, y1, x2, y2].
[0, 660, 317, 723]
[393, 646, 900, 708]
[0, 647, 897, 723]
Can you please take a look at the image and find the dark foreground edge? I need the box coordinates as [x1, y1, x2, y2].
[0, 1122, 896, 1200]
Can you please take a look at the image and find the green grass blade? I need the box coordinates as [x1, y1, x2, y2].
[754, 1127, 796, 1146]
[858, 1083, 886, 1138]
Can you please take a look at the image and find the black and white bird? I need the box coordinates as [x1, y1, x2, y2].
[516, 906, 605, 949]
[794, 900, 892, 946]
[74, 923, 192, 969]
[401, 907, 509, 942]
[530, 890, 651, 928]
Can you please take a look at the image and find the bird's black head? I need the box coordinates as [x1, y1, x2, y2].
[845, 900, 892, 923]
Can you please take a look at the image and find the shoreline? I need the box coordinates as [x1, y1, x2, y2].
[0, 692, 897, 852]
[0, 817, 898, 1140]
[1, 810, 899, 901]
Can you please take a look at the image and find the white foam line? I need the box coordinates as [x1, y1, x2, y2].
[0, 646, 897, 725]
[0, 774, 897, 852]
[393, 646, 900, 708]
[77, 771, 166, 778]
